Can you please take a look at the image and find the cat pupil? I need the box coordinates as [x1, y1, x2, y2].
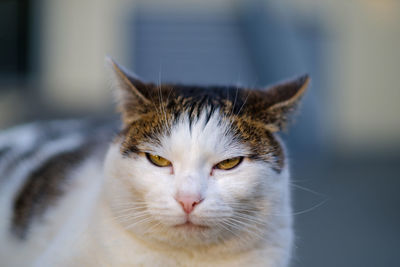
[215, 157, 243, 170]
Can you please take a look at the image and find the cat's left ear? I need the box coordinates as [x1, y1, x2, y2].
[106, 57, 153, 124]
[250, 75, 310, 132]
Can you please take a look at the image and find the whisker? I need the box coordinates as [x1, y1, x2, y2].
[228, 217, 266, 232]
[144, 220, 164, 234]
[291, 199, 328, 216]
[236, 91, 250, 116]
[223, 219, 267, 242]
[230, 84, 239, 117]
[114, 208, 150, 216]
[217, 221, 242, 240]
[125, 216, 154, 230]
[219, 220, 263, 245]
[109, 199, 148, 205]
[233, 214, 267, 225]
[290, 183, 327, 197]
[114, 211, 151, 221]
[113, 206, 148, 212]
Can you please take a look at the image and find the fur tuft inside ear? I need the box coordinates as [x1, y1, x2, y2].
[245, 75, 310, 132]
[106, 57, 152, 124]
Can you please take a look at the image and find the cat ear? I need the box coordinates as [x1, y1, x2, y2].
[106, 57, 152, 124]
[252, 75, 310, 132]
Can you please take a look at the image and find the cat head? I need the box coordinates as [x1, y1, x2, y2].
[104, 59, 309, 250]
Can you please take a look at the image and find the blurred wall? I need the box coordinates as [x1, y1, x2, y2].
[285, 0, 400, 152]
[335, 1, 400, 152]
[38, 0, 136, 111]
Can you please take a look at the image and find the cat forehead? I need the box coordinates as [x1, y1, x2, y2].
[157, 110, 246, 160]
[120, 106, 238, 154]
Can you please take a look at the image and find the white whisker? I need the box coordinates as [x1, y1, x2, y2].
[236, 91, 250, 116]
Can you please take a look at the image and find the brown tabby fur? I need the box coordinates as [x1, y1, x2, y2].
[110, 60, 309, 173]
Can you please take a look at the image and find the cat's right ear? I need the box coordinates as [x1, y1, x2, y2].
[106, 57, 152, 124]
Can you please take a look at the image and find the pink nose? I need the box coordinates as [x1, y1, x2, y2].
[175, 194, 203, 214]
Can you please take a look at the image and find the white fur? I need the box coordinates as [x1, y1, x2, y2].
[0, 113, 293, 267]
[0, 129, 87, 266]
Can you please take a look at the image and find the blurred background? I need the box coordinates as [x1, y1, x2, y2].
[1, 0, 399, 266]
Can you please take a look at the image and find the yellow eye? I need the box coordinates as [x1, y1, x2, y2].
[215, 157, 243, 170]
[146, 153, 172, 167]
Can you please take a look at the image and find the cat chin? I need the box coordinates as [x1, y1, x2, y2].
[129, 220, 266, 254]
[173, 221, 210, 230]
[142, 228, 221, 248]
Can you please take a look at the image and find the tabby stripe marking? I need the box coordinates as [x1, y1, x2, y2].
[12, 145, 91, 239]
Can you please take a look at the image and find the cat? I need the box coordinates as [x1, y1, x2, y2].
[0, 58, 309, 267]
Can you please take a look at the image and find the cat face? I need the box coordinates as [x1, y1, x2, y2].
[103, 59, 308, 248]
